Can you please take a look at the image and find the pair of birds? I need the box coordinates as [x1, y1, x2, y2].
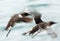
[5, 11, 57, 38]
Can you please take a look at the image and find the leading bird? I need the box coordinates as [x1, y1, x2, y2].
[22, 13, 57, 38]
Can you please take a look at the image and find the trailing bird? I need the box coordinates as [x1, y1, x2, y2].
[5, 12, 32, 37]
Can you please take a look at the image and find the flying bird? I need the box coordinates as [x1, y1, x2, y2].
[5, 12, 32, 37]
[22, 13, 57, 38]
[5, 12, 32, 30]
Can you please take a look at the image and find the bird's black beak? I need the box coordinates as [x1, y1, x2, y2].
[54, 22, 57, 24]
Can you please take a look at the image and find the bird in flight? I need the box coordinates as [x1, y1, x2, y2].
[22, 12, 57, 38]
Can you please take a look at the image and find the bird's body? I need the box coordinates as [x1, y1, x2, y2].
[5, 12, 32, 30]
[22, 12, 57, 38]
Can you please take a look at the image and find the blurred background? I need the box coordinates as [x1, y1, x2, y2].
[0, 0, 60, 41]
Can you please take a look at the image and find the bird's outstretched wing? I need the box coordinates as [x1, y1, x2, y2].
[29, 11, 43, 24]
[34, 15, 43, 24]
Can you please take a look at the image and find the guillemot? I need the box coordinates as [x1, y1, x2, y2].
[5, 12, 32, 30]
[22, 13, 57, 38]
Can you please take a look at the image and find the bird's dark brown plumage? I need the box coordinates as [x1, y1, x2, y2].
[5, 12, 32, 30]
